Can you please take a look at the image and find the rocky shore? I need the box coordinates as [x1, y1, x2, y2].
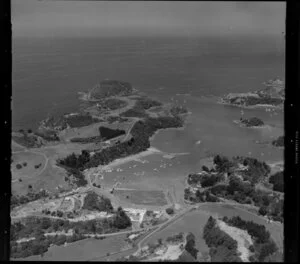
[219, 78, 284, 110]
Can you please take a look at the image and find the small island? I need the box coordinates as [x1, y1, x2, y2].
[238, 117, 265, 127]
[272, 136, 284, 147]
[220, 78, 284, 109]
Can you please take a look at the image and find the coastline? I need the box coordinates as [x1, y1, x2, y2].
[218, 98, 283, 110]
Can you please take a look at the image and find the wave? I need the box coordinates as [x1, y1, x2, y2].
[175, 93, 191, 96]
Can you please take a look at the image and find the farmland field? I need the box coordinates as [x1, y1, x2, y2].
[142, 209, 211, 255]
[114, 189, 168, 206]
[142, 203, 283, 254]
[11, 151, 46, 181]
[18, 234, 129, 261]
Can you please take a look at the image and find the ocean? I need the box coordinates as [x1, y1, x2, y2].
[12, 36, 284, 164]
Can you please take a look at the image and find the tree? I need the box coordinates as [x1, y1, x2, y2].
[41, 218, 52, 230]
[259, 206, 268, 216]
[166, 207, 174, 215]
[185, 233, 198, 259]
[113, 207, 131, 229]
[259, 241, 278, 261]
[202, 165, 210, 172]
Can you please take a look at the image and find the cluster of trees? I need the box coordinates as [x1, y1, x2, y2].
[238, 156, 270, 184]
[184, 233, 199, 259]
[58, 116, 183, 171]
[222, 216, 270, 243]
[184, 187, 220, 203]
[240, 117, 264, 127]
[200, 174, 224, 188]
[11, 190, 49, 209]
[272, 136, 284, 147]
[113, 207, 132, 229]
[213, 155, 236, 174]
[222, 216, 278, 261]
[269, 171, 284, 192]
[82, 192, 113, 212]
[203, 216, 241, 262]
[10, 232, 86, 258]
[209, 175, 283, 222]
[213, 155, 270, 184]
[187, 172, 224, 188]
[64, 167, 88, 187]
[11, 207, 132, 258]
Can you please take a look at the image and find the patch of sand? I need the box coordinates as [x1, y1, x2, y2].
[148, 244, 184, 261]
[217, 220, 253, 262]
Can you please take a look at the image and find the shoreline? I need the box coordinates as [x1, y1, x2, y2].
[218, 98, 283, 110]
[233, 120, 272, 130]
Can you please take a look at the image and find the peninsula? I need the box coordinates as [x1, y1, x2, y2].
[220, 78, 284, 109]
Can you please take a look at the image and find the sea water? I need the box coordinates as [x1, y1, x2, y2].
[13, 36, 284, 167]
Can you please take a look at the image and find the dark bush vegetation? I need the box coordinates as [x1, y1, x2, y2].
[269, 171, 284, 192]
[113, 207, 132, 229]
[66, 114, 100, 128]
[100, 98, 127, 110]
[240, 117, 264, 127]
[70, 136, 101, 144]
[204, 216, 278, 262]
[34, 163, 42, 169]
[135, 98, 162, 110]
[64, 167, 88, 187]
[166, 207, 174, 215]
[120, 108, 149, 118]
[213, 155, 236, 174]
[16, 164, 22, 169]
[229, 96, 283, 106]
[184, 233, 198, 259]
[58, 116, 183, 171]
[90, 80, 133, 99]
[11, 190, 49, 209]
[187, 172, 223, 188]
[99, 126, 125, 140]
[222, 216, 270, 244]
[203, 216, 241, 262]
[82, 192, 113, 212]
[11, 206, 132, 258]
